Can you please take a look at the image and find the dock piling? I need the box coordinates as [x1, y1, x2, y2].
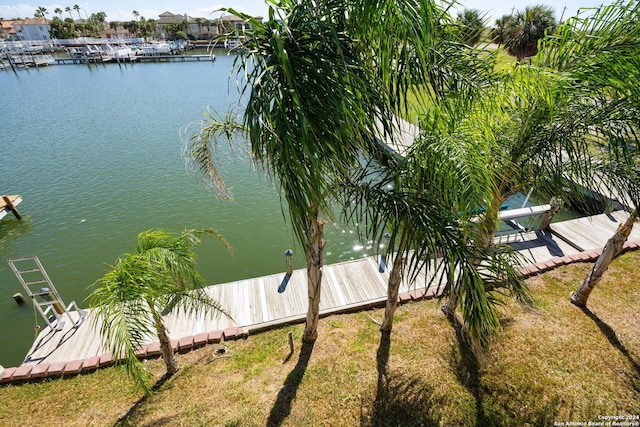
[1, 195, 22, 219]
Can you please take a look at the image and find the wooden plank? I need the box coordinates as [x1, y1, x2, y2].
[509, 230, 581, 264]
[550, 211, 640, 251]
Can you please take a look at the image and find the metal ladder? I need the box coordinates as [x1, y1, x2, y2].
[7, 256, 86, 332]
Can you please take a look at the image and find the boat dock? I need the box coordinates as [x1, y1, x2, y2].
[53, 54, 216, 65]
[2, 209, 639, 381]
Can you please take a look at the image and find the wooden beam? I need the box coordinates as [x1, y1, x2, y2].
[1, 195, 22, 220]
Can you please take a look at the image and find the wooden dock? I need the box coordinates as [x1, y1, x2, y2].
[15, 209, 639, 369]
[54, 54, 216, 65]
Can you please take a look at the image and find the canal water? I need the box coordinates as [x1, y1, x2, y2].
[0, 53, 371, 366]
[0, 54, 579, 367]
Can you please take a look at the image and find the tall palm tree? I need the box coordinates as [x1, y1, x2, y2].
[89, 229, 231, 395]
[73, 4, 81, 21]
[35, 7, 47, 20]
[187, 0, 391, 342]
[65, 6, 73, 20]
[54, 7, 63, 19]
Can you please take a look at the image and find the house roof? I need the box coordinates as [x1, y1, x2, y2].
[158, 11, 192, 24]
[21, 18, 49, 25]
[219, 14, 263, 23]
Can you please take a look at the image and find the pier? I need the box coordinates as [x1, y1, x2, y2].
[54, 54, 216, 65]
[1, 208, 638, 382]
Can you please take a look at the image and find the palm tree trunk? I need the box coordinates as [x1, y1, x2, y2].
[380, 236, 407, 332]
[477, 196, 503, 249]
[152, 311, 179, 375]
[303, 216, 326, 342]
[380, 254, 403, 332]
[570, 208, 638, 307]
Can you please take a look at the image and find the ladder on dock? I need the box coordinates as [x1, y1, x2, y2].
[7, 256, 86, 332]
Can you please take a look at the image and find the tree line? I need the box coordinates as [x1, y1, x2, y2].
[22, 5, 238, 41]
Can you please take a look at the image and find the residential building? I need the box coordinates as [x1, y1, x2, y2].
[0, 20, 16, 41]
[12, 18, 51, 41]
[156, 11, 228, 40]
[219, 14, 261, 33]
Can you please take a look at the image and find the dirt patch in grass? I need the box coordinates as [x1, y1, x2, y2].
[1, 252, 639, 426]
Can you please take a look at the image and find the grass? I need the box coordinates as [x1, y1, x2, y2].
[1, 252, 639, 426]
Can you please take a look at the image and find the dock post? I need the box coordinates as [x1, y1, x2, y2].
[540, 197, 562, 230]
[379, 232, 391, 272]
[13, 293, 25, 305]
[2, 195, 22, 219]
[285, 249, 293, 275]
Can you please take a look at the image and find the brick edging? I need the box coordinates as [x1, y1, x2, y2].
[0, 327, 248, 385]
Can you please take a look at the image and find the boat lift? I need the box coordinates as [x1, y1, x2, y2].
[7, 256, 86, 332]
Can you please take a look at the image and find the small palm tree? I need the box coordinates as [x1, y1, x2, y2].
[504, 5, 556, 61]
[89, 229, 231, 395]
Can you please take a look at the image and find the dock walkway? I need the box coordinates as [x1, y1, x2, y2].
[3, 210, 638, 381]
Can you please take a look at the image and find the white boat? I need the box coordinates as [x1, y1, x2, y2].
[70, 45, 110, 61]
[100, 44, 138, 61]
[139, 42, 174, 55]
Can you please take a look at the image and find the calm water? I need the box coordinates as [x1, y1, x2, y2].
[0, 55, 368, 366]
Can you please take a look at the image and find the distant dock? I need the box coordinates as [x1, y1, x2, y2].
[54, 54, 216, 65]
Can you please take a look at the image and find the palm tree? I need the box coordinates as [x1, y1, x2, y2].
[492, 15, 513, 46]
[504, 5, 556, 61]
[187, 0, 391, 342]
[533, 1, 640, 307]
[35, 7, 48, 20]
[195, 18, 204, 40]
[456, 9, 485, 46]
[110, 20, 120, 39]
[65, 6, 73, 20]
[54, 7, 63, 19]
[89, 229, 231, 395]
[132, 10, 139, 22]
[73, 4, 81, 21]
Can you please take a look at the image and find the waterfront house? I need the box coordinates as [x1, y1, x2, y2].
[156, 11, 219, 41]
[12, 18, 51, 41]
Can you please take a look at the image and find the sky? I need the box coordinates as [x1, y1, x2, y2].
[0, 0, 614, 24]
